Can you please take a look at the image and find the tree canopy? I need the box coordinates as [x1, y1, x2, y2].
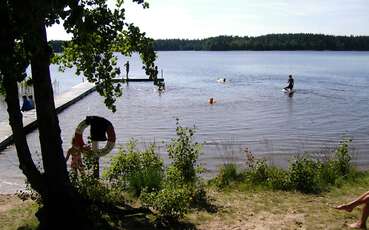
[0, 0, 157, 229]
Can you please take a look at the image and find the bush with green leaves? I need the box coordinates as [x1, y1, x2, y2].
[246, 159, 270, 184]
[215, 140, 357, 194]
[140, 182, 192, 222]
[140, 122, 206, 222]
[288, 156, 321, 193]
[167, 120, 202, 184]
[69, 153, 125, 205]
[265, 166, 290, 190]
[103, 140, 164, 197]
[332, 139, 352, 176]
[211, 163, 241, 189]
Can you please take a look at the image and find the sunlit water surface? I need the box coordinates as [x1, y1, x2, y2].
[1, 51, 369, 193]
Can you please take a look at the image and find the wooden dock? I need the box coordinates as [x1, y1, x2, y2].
[0, 77, 165, 151]
[112, 78, 165, 83]
[0, 82, 96, 151]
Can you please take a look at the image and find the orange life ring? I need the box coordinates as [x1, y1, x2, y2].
[73, 118, 116, 157]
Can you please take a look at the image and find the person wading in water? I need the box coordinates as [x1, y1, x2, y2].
[284, 75, 294, 91]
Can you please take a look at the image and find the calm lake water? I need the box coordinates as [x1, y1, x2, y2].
[1, 51, 369, 193]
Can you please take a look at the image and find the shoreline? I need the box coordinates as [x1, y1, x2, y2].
[2, 176, 369, 229]
[1, 145, 369, 195]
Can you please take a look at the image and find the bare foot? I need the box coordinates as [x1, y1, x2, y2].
[334, 204, 354, 212]
[347, 221, 366, 229]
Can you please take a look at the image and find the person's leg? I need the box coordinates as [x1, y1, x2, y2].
[347, 203, 369, 229]
[336, 191, 369, 212]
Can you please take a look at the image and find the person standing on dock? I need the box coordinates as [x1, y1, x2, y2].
[154, 66, 158, 78]
[124, 61, 129, 81]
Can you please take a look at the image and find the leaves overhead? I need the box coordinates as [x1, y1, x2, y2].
[1, 0, 157, 111]
[54, 0, 157, 112]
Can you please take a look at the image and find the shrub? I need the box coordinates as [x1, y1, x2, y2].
[103, 140, 164, 197]
[246, 159, 270, 184]
[140, 184, 192, 222]
[333, 139, 352, 176]
[141, 121, 206, 222]
[288, 156, 321, 193]
[212, 163, 240, 188]
[266, 166, 290, 190]
[167, 120, 202, 184]
[215, 140, 356, 194]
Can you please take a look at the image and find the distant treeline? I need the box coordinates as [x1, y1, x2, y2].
[154, 34, 369, 51]
[49, 34, 369, 52]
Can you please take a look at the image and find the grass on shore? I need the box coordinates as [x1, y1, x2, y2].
[2, 174, 369, 229]
[0, 195, 38, 230]
[189, 173, 369, 230]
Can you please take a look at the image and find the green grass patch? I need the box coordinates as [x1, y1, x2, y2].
[211, 140, 360, 194]
[0, 199, 38, 230]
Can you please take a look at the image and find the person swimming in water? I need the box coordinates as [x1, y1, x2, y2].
[284, 75, 294, 91]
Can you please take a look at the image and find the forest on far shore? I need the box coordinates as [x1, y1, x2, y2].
[49, 33, 369, 52]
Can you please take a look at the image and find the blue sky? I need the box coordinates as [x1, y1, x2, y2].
[47, 0, 369, 40]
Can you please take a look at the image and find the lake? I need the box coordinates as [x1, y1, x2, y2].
[1, 51, 369, 193]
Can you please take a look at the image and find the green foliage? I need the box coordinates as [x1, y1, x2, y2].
[140, 184, 192, 221]
[247, 159, 270, 184]
[70, 123, 205, 223]
[48, 40, 65, 53]
[288, 156, 321, 193]
[244, 154, 291, 191]
[211, 163, 241, 189]
[53, 0, 158, 112]
[70, 154, 125, 205]
[103, 140, 164, 197]
[216, 140, 357, 194]
[265, 166, 290, 190]
[140, 121, 206, 222]
[333, 140, 352, 176]
[167, 120, 202, 183]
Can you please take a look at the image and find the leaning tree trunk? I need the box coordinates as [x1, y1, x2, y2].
[1, 1, 92, 229]
[0, 1, 45, 195]
[3, 75, 46, 194]
[27, 17, 92, 230]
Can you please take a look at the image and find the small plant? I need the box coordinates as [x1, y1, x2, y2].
[333, 139, 352, 176]
[167, 119, 202, 184]
[247, 158, 270, 184]
[103, 140, 164, 197]
[212, 163, 240, 189]
[141, 121, 207, 223]
[288, 156, 321, 193]
[266, 166, 290, 190]
[140, 184, 192, 223]
[214, 140, 357, 194]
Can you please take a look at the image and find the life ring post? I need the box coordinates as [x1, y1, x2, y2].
[72, 116, 116, 178]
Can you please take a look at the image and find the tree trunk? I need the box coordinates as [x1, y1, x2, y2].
[3, 77, 46, 194]
[2, 2, 93, 229]
[27, 17, 92, 230]
[1, 2, 45, 195]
